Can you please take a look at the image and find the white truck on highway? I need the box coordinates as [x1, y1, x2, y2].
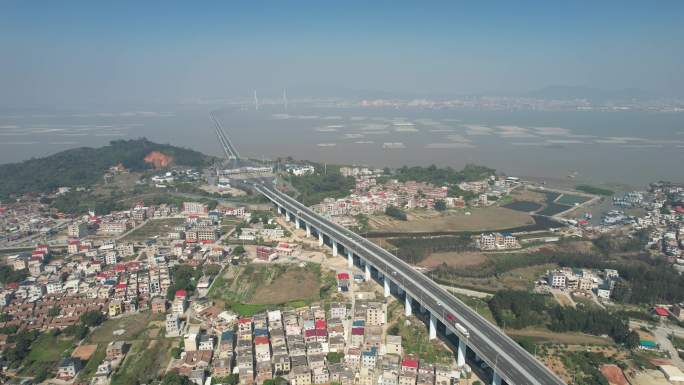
[455, 322, 469, 337]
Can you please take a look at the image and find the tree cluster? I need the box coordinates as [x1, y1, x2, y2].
[287, 172, 355, 206]
[394, 164, 495, 186]
[166, 264, 202, 300]
[0, 266, 28, 284]
[385, 205, 407, 221]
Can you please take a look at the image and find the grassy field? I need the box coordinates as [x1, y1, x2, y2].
[369, 206, 534, 233]
[451, 293, 495, 322]
[110, 338, 173, 385]
[418, 251, 488, 269]
[387, 302, 453, 364]
[121, 217, 186, 242]
[20, 332, 75, 376]
[221, 217, 243, 234]
[498, 263, 555, 291]
[87, 312, 161, 343]
[209, 263, 335, 316]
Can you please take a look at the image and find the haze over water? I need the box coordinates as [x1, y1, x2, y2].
[1, 105, 682, 187]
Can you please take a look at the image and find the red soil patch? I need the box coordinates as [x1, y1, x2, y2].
[600, 364, 628, 385]
[144, 151, 174, 168]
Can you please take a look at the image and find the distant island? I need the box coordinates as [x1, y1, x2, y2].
[0, 138, 214, 200]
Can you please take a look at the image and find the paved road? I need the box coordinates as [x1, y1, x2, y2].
[256, 183, 565, 385]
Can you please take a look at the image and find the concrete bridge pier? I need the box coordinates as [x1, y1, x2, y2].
[365, 263, 371, 281]
[457, 339, 466, 367]
[429, 313, 437, 340]
[305, 223, 311, 238]
[295, 217, 301, 229]
[332, 240, 338, 257]
[384, 278, 391, 297]
[405, 294, 412, 316]
[492, 372, 501, 385]
[318, 232, 324, 246]
[347, 250, 353, 268]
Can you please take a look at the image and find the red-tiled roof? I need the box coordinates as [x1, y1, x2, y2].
[175, 289, 187, 298]
[402, 359, 419, 368]
[336, 273, 350, 280]
[305, 329, 327, 338]
[351, 327, 364, 335]
[654, 307, 669, 317]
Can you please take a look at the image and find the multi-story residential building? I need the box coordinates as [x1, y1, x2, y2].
[68, 222, 88, 238]
[187, 227, 218, 242]
[199, 334, 214, 351]
[478, 232, 520, 250]
[166, 314, 181, 337]
[289, 366, 312, 385]
[185, 325, 200, 352]
[100, 220, 131, 235]
[183, 202, 209, 216]
[361, 348, 378, 369]
[549, 272, 567, 288]
[386, 335, 402, 356]
[365, 303, 385, 326]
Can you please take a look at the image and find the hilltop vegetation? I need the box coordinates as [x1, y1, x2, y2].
[0, 138, 213, 199]
[286, 165, 355, 206]
[393, 164, 495, 185]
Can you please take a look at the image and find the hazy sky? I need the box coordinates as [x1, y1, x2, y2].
[1, 1, 683, 107]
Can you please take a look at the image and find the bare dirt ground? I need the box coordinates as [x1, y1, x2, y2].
[417, 251, 489, 269]
[250, 268, 320, 305]
[600, 364, 629, 385]
[71, 344, 98, 360]
[552, 290, 576, 307]
[93, 172, 142, 195]
[199, 184, 246, 196]
[369, 207, 534, 233]
[629, 370, 672, 385]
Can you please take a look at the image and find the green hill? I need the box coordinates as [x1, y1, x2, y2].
[0, 138, 213, 199]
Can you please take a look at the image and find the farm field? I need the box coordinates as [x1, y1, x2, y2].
[209, 263, 337, 316]
[20, 332, 75, 376]
[417, 251, 488, 269]
[87, 312, 162, 343]
[120, 217, 186, 242]
[369, 207, 534, 233]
